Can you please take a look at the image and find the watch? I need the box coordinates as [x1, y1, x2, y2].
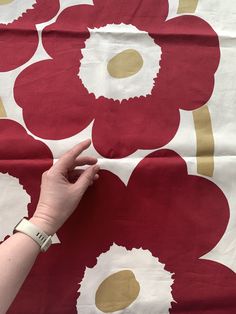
[14, 218, 52, 252]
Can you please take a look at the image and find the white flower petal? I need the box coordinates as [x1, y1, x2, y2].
[77, 243, 174, 314]
[0, 173, 30, 241]
[79, 23, 162, 102]
[0, 0, 37, 25]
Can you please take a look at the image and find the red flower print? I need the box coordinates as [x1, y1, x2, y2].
[14, 0, 220, 158]
[0, 119, 53, 240]
[8, 150, 235, 314]
[0, 0, 59, 71]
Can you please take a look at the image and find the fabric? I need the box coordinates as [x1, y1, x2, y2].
[1, 0, 236, 313]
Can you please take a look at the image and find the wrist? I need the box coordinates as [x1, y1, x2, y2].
[14, 218, 53, 252]
[29, 216, 56, 236]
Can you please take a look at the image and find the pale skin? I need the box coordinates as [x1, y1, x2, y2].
[0, 139, 100, 314]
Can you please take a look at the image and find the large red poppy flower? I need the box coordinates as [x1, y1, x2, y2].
[0, 119, 53, 241]
[0, 0, 59, 71]
[14, 0, 220, 158]
[8, 150, 236, 314]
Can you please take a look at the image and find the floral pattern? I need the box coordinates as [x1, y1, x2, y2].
[2, 1, 233, 313]
[14, 0, 220, 158]
[8, 150, 236, 314]
[0, 119, 53, 241]
[0, 0, 59, 71]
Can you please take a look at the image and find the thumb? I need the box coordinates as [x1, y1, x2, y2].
[74, 164, 100, 195]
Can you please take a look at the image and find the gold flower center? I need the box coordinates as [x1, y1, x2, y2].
[107, 49, 144, 79]
[95, 270, 140, 312]
[177, 0, 199, 13]
[0, 0, 15, 5]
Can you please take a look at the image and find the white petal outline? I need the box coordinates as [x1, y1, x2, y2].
[0, 0, 37, 25]
[0, 173, 30, 241]
[79, 23, 162, 102]
[77, 243, 174, 314]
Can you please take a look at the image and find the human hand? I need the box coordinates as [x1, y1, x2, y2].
[30, 139, 99, 235]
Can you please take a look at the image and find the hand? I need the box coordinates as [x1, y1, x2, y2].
[30, 139, 99, 235]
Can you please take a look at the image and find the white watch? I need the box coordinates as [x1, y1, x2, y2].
[14, 218, 52, 252]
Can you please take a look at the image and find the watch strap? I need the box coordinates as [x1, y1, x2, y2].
[14, 218, 52, 252]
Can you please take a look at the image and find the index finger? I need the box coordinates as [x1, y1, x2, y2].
[52, 139, 92, 175]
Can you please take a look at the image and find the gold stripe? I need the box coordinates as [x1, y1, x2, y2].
[0, 98, 7, 117]
[177, 0, 199, 13]
[193, 105, 214, 177]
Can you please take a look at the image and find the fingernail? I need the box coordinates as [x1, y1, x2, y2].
[79, 139, 91, 147]
[94, 174, 99, 180]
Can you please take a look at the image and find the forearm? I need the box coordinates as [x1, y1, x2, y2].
[0, 232, 40, 314]
[0, 140, 99, 313]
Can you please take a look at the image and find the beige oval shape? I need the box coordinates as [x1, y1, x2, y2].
[0, 0, 15, 5]
[107, 49, 144, 79]
[95, 270, 140, 313]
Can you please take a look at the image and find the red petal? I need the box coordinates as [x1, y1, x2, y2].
[42, 5, 93, 60]
[0, 0, 59, 71]
[0, 119, 53, 216]
[92, 0, 168, 32]
[171, 260, 236, 314]
[14, 59, 96, 139]
[126, 150, 229, 265]
[92, 95, 180, 158]
[156, 15, 220, 110]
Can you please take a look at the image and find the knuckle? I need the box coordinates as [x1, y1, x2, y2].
[45, 169, 55, 179]
[84, 172, 92, 183]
